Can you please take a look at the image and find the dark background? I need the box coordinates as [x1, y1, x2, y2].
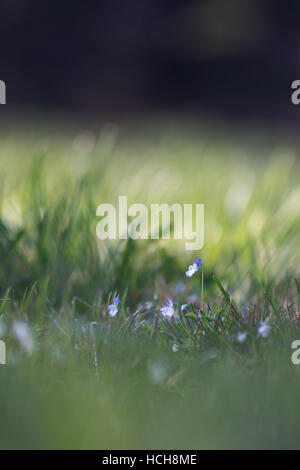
[1, 0, 300, 122]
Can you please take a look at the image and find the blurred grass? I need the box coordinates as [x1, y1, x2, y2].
[0, 123, 300, 448]
[1, 127, 299, 304]
[2, 347, 300, 449]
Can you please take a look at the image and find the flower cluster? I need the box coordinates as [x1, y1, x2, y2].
[157, 256, 273, 351]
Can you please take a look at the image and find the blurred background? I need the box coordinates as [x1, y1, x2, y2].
[1, 0, 300, 125]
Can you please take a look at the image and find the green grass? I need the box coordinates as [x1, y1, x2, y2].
[0, 124, 300, 449]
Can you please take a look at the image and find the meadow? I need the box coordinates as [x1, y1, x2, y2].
[0, 121, 300, 449]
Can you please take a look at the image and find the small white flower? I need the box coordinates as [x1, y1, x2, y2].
[172, 343, 179, 352]
[108, 296, 120, 318]
[108, 304, 118, 317]
[236, 332, 247, 343]
[160, 299, 175, 318]
[13, 322, 34, 354]
[181, 304, 189, 311]
[258, 321, 271, 338]
[148, 361, 167, 384]
[185, 263, 199, 278]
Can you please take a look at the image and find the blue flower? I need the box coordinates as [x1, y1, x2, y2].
[185, 258, 202, 278]
[108, 296, 120, 318]
[160, 299, 175, 318]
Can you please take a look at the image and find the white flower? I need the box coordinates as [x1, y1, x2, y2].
[185, 263, 199, 278]
[172, 343, 179, 352]
[108, 304, 118, 317]
[258, 321, 271, 338]
[13, 322, 34, 354]
[236, 332, 247, 343]
[181, 304, 189, 311]
[148, 361, 167, 384]
[160, 299, 175, 318]
[108, 296, 120, 318]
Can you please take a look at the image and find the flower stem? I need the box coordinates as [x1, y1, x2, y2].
[201, 263, 204, 311]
